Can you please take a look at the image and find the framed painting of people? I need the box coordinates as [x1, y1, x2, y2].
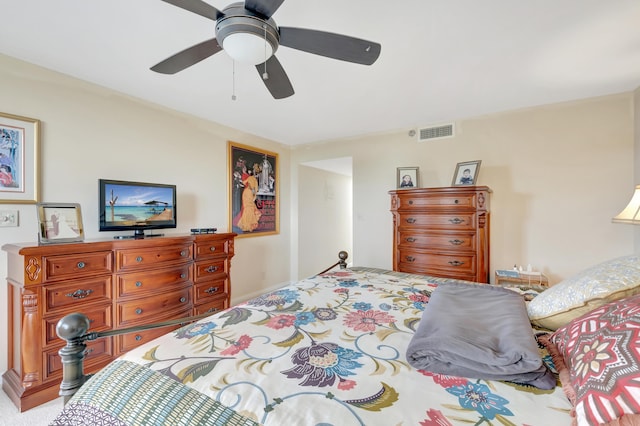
[0, 112, 40, 203]
[452, 160, 481, 186]
[228, 141, 279, 237]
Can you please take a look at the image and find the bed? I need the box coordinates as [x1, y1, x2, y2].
[50, 254, 640, 426]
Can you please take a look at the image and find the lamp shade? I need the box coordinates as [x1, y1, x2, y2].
[612, 185, 640, 224]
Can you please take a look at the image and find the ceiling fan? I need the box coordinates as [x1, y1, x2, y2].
[151, 0, 382, 99]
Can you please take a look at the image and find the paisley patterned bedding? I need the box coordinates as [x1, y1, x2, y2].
[61, 267, 574, 425]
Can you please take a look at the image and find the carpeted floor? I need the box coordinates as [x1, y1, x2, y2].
[0, 389, 62, 426]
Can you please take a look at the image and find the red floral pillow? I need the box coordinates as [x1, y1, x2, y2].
[545, 293, 640, 426]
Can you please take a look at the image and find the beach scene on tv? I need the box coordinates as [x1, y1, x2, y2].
[104, 183, 174, 224]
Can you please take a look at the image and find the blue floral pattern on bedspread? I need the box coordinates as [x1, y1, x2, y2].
[121, 267, 572, 425]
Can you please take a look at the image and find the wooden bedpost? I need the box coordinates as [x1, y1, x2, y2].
[56, 313, 91, 404]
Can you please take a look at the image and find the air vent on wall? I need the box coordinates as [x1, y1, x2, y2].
[417, 123, 455, 141]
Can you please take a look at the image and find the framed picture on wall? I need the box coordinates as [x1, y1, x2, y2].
[0, 112, 40, 203]
[36, 203, 85, 244]
[452, 160, 481, 186]
[397, 167, 419, 189]
[228, 141, 279, 237]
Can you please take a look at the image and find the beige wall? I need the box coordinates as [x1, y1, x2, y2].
[297, 165, 352, 278]
[292, 93, 636, 282]
[0, 54, 292, 376]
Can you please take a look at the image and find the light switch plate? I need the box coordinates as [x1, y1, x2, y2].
[0, 209, 19, 227]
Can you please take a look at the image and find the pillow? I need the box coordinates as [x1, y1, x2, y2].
[541, 293, 640, 426]
[527, 255, 640, 330]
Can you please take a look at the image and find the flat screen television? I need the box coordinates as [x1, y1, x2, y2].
[99, 179, 177, 238]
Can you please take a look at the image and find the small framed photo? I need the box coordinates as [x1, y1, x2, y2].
[397, 167, 419, 189]
[452, 160, 481, 186]
[37, 203, 85, 244]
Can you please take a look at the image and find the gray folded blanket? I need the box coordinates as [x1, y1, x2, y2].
[406, 282, 556, 389]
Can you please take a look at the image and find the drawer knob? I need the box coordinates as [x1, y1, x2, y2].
[66, 289, 94, 299]
[405, 218, 416, 224]
[405, 256, 416, 262]
[206, 265, 219, 273]
[449, 218, 464, 225]
[180, 297, 187, 303]
[135, 335, 142, 341]
[180, 250, 188, 257]
[209, 246, 216, 252]
[405, 237, 416, 243]
[207, 307, 219, 314]
[136, 256, 143, 262]
[449, 239, 463, 245]
[454, 199, 459, 204]
[408, 200, 413, 205]
[180, 273, 186, 279]
[205, 286, 219, 294]
[77, 261, 86, 269]
[448, 260, 465, 267]
[135, 308, 143, 315]
[135, 281, 142, 287]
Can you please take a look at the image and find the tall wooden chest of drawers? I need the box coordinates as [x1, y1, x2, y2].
[389, 186, 491, 283]
[1, 233, 235, 411]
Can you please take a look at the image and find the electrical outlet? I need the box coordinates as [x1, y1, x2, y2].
[0, 209, 18, 227]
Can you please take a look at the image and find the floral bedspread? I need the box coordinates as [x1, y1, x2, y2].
[121, 267, 572, 425]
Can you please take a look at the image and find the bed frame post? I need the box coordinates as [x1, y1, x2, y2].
[56, 313, 91, 404]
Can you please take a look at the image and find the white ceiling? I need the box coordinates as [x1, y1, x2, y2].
[1, 1, 639, 146]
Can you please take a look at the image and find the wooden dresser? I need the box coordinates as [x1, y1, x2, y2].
[2, 232, 235, 411]
[389, 186, 491, 283]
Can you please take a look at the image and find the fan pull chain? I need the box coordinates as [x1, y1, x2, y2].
[262, 24, 268, 80]
[231, 60, 237, 101]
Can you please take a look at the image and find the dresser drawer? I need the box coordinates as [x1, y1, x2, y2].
[116, 243, 192, 272]
[194, 240, 228, 260]
[397, 249, 476, 275]
[43, 276, 112, 313]
[117, 322, 183, 354]
[194, 279, 228, 303]
[195, 298, 228, 316]
[44, 304, 112, 346]
[116, 264, 192, 298]
[43, 251, 113, 281]
[397, 231, 476, 251]
[117, 287, 192, 327]
[45, 338, 112, 380]
[395, 192, 479, 210]
[194, 259, 226, 282]
[397, 213, 477, 231]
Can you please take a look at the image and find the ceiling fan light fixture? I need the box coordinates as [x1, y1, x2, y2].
[223, 32, 273, 65]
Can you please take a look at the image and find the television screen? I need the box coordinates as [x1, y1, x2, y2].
[99, 179, 176, 238]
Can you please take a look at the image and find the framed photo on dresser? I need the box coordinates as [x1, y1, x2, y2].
[397, 166, 419, 189]
[36, 202, 85, 244]
[452, 160, 481, 186]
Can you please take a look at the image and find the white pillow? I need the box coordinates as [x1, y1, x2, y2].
[527, 254, 640, 330]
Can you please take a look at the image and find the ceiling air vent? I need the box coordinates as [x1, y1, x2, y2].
[417, 123, 455, 141]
